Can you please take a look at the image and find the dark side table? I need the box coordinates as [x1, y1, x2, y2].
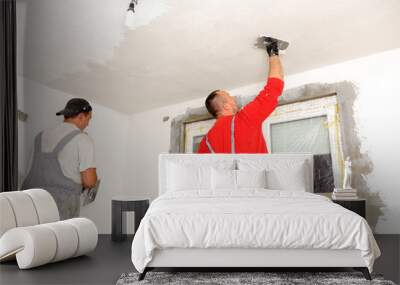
[332, 198, 366, 218]
[112, 196, 150, 242]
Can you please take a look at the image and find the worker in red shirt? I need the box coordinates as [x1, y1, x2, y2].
[197, 39, 285, 154]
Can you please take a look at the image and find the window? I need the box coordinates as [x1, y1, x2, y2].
[184, 119, 215, 153]
[264, 95, 344, 192]
[270, 116, 330, 154]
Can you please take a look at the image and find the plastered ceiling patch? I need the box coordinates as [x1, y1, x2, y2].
[125, 0, 170, 30]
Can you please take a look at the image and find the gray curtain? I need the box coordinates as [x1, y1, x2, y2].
[0, 0, 18, 192]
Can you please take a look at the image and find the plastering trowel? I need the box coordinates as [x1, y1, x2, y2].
[254, 36, 289, 53]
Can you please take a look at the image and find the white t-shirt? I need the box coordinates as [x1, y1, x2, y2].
[27, 122, 96, 185]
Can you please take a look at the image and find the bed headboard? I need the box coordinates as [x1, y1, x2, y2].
[158, 153, 314, 195]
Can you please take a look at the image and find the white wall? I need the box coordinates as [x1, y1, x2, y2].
[125, 48, 400, 234]
[18, 77, 129, 234]
[123, 98, 203, 199]
[286, 49, 400, 234]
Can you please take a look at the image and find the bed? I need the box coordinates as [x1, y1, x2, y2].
[131, 153, 380, 280]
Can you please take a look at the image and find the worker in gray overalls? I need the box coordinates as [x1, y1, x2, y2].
[23, 98, 98, 220]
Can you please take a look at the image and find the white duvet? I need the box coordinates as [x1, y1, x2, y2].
[131, 190, 380, 273]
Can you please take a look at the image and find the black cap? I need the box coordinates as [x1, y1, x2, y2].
[56, 98, 92, 117]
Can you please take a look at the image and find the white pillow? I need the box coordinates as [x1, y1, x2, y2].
[238, 159, 308, 191]
[167, 162, 212, 191]
[211, 168, 237, 190]
[266, 162, 307, 191]
[236, 169, 267, 189]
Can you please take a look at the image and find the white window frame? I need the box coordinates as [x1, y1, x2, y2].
[263, 95, 345, 187]
[184, 119, 215, 153]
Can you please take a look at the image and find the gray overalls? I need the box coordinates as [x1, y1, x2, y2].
[22, 130, 82, 220]
[205, 116, 236, 153]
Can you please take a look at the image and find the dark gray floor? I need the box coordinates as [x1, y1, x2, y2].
[374, 234, 400, 284]
[0, 235, 134, 285]
[0, 235, 398, 285]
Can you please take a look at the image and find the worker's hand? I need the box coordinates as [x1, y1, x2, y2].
[81, 168, 98, 189]
[266, 41, 279, 57]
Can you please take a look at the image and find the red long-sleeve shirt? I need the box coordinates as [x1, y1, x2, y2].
[197, 77, 284, 154]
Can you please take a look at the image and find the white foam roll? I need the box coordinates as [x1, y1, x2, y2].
[0, 195, 17, 237]
[0, 227, 22, 262]
[0, 226, 57, 269]
[64, 218, 98, 257]
[1, 192, 39, 227]
[42, 221, 79, 263]
[23, 189, 60, 223]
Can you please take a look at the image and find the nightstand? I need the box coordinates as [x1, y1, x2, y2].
[332, 198, 366, 218]
[111, 196, 150, 242]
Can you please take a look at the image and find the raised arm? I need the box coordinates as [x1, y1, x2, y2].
[268, 55, 284, 80]
[266, 38, 284, 80]
[238, 52, 285, 126]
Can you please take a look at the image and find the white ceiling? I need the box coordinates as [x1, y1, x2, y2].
[18, 0, 400, 114]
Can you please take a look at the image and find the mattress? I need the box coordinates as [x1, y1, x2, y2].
[131, 189, 380, 273]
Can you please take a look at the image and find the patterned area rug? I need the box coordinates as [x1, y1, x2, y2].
[116, 271, 396, 285]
